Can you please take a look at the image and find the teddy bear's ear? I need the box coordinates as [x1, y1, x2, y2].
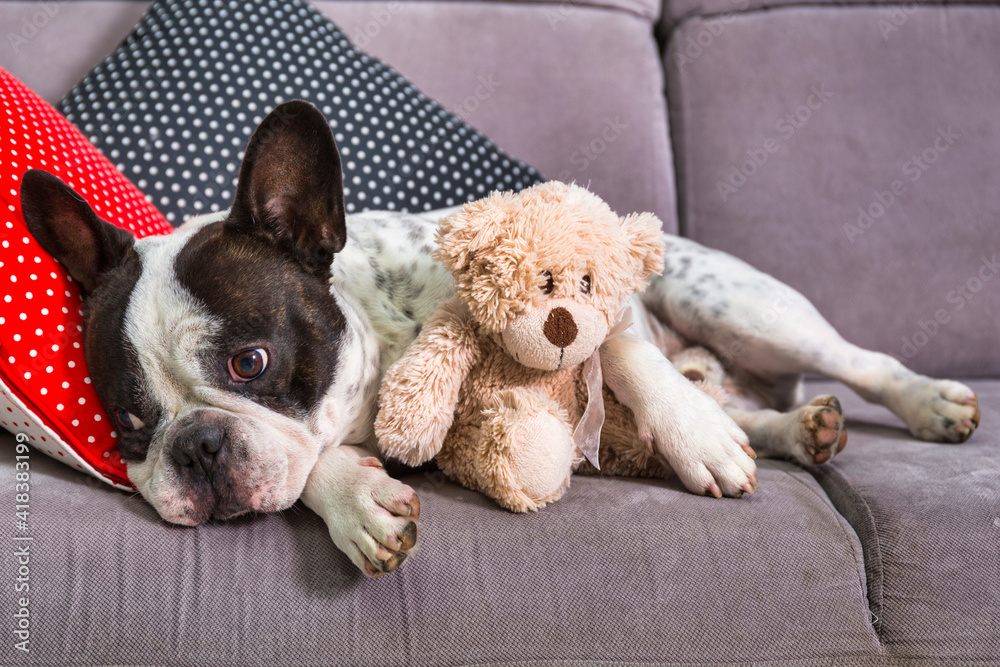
[435, 191, 512, 272]
[619, 212, 665, 287]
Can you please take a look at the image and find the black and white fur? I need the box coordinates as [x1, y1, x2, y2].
[20, 102, 979, 577]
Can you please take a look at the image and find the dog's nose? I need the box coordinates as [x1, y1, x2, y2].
[543, 307, 578, 348]
[172, 425, 225, 476]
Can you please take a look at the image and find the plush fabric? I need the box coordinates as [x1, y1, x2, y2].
[57, 0, 543, 226]
[0, 425, 884, 665]
[664, 6, 1000, 378]
[0, 68, 173, 489]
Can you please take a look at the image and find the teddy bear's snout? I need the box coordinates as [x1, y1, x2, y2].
[543, 307, 578, 348]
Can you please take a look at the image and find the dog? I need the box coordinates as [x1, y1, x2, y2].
[20, 101, 980, 577]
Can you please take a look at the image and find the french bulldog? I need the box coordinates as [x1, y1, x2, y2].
[19, 101, 980, 576]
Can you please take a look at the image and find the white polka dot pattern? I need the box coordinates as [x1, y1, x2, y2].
[0, 69, 173, 490]
[58, 0, 543, 226]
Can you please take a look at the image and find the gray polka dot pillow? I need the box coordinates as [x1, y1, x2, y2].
[59, 0, 543, 225]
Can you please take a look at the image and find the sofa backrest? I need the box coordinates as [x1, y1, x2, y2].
[0, 0, 677, 230]
[661, 1, 1000, 377]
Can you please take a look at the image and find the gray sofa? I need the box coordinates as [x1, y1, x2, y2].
[1, 0, 999, 665]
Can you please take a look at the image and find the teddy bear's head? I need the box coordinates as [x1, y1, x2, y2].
[436, 182, 664, 371]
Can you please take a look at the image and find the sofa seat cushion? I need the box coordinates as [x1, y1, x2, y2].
[0, 428, 881, 665]
[805, 379, 1000, 664]
[663, 6, 1000, 377]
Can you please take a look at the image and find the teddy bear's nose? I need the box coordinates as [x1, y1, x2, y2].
[543, 307, 578, 348]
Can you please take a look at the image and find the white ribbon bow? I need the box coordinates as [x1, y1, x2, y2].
[572, 306, 634, 470]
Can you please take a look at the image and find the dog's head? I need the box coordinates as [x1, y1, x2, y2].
[436, 181, 664, 371]
[20, 102, 362, 525]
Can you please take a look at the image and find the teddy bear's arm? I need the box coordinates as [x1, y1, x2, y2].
[374, 298, 481, 466]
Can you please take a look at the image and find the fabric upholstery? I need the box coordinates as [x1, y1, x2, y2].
[0, 426, 882, 665]
[664, 6, 1000, 378]
[805, 380, 1000, 664]
[0, 0, 678, 229]
[660, 0, 999, 31]
[317, 1, 678, 228]
[0, 1, 150, 104]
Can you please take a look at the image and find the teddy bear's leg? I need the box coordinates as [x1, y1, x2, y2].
[472, 388, 577, 512]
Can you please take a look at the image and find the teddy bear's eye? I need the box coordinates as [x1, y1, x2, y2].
[580, 275, 592, 294]
[540, 271, 555, 295]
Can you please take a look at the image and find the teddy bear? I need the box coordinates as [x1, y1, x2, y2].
[373, 181, 734, 512]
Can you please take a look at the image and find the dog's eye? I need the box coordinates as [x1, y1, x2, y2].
[229, 348, 268, 382]
[580, 275, 592, 294]
[540, 271, 555, 295]
[113, 409, 145, 431]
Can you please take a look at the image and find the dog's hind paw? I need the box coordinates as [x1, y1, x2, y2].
[791, 395, 848, 466]
[897, 379, 980, 443]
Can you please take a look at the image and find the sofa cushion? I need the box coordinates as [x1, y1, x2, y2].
[664, 6, 1000, 377]
[0, 427, 882, 665]
[0, 0, 678, 229]
[0, 1, 149, 105]
[0, 68, 173, 490]
[57, 0, 543, 225]
[804, 379, 1000, 664]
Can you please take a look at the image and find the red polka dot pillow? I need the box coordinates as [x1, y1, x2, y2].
[0, 69, 172, 489]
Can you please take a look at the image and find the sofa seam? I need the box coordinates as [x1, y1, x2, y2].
[330, 0, 661, 22]
[662, 37, 695, 239]
[809, 462, 888, 638]
[779, 463, 886, 650]
[664, 0, 1000, 33]
[455, 656, 904, 666]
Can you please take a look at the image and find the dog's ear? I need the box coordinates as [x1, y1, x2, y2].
[20, 169, 135, 295]
[228, 100, 346, 276]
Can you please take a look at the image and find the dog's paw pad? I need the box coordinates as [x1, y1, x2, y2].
[808, 394, 842, 415]
[790, 396, 846, 466]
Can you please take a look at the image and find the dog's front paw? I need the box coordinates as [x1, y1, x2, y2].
[897, 379, 980, 443]
[642, 390, 757, 499]
[326, 458, 420, 577]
